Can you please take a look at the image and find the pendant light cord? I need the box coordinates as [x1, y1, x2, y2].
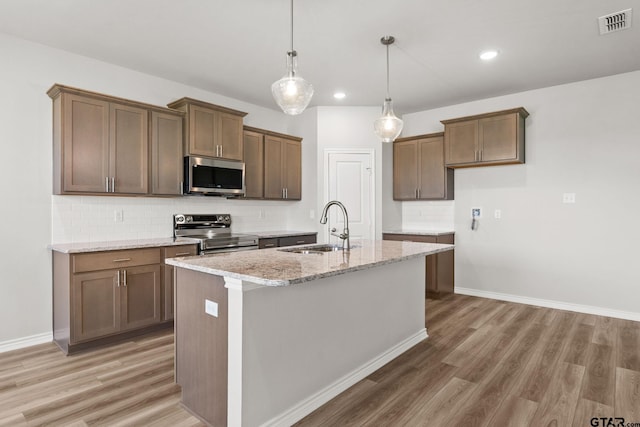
[386, 43, 390, 100]
[290, 0, 294, 53]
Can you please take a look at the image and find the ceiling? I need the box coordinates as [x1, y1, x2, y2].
[1, 0, 638, 114]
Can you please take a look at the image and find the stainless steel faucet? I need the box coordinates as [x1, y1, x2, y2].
[319, 200, 350, 250]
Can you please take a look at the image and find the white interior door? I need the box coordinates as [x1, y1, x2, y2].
[325, 150, 374, 243]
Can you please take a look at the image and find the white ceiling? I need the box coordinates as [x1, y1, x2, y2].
[1, 0, 638, 114]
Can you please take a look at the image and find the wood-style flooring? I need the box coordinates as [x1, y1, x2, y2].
[0, 294, 638, 426]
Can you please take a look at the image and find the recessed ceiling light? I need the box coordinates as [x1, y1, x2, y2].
[333, 92, 346, 100]
[479, 50, 499, 61]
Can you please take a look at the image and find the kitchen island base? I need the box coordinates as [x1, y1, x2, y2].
[174, 256, 427, 427]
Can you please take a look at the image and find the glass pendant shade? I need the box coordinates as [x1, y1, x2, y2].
[374, 98, 403, 143]
[271, 52, 314, 115]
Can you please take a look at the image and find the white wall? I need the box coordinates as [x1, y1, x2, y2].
[315, 107, 384, 241]
[0, 32, 315, 346]
[403, 70, 640, 318]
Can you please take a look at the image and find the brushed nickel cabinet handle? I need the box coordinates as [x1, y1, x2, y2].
[111, 177, 115, 192]
[105, 177, 109, 192]
[264, 244, 275, 248]
[116, 270, 121, 287]
[123, 270, 127, 287]
[113, 258, 132, 262]
[175, 252, 191, 256]
[220, 146, 223, 157]
[285, 188, 288, 199]
[296, 240, 306, 244]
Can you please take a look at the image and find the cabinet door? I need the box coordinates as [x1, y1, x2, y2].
[264, 136, 284, 199]
[110, 103, 148, 194]
[479, 114, 517, 162]
[393, 140, 418, 200]
[62, 94, 110, 193]
[218, 112, 243, 161]
[188, 105, 217, 157]
[120, 264, 161, 331]
[162, 265, 175, 321]
[445, 119, 478, 166]
[283, 139, 301, 200]
[243, 130, 264, 198]
[151, 111, 183, 195]
[418, 136, 446, 199]
[72, 270, 120, 343]
[162, 245, 198, 321]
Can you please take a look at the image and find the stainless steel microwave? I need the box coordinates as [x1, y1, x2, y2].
[183, 156, 245, 196]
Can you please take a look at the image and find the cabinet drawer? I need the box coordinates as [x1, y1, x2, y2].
[164, 245, 198, 258]
[259, 238, 278, 249]
[73, 248, 161, 273]
[382, 233, 437, 243]
[279, 234, 317, 247]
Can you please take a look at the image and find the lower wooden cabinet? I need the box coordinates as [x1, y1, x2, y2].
[53, 244, 196, 354]
[382, 233, 454, 298]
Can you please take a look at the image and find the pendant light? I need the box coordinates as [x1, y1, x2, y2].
[373, 36, 403, 142]
[271, 0, 314, 115]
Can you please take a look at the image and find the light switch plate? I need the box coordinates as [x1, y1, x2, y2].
[205, 299, 218, 317]
[562, 193, 576, 204]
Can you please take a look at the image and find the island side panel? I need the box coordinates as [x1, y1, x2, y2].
[175, 267, 228, 427]
[232, 256, 426, 426]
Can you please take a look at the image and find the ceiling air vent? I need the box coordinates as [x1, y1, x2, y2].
[598, 8, 632, 35]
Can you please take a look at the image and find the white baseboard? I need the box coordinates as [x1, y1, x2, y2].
[261, 328, 428, 427]
[456, 287, 640, 322]
[0, 332, 52, 354]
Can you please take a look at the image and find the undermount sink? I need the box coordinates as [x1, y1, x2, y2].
[278, 244, 358, 254]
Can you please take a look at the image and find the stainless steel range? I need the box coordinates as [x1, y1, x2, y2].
[173, 214, 259, 255]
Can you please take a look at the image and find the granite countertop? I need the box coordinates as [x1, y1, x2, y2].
[383, 229, 455, 236]
[166, 239, 454, 287]
[252, 230, 317, 238]
[48, 237, 200, 254]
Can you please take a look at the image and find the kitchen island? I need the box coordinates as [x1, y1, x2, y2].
[166, 239, 453, 427]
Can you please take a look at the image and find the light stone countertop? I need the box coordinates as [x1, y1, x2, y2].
[166, 239, 454, 287]
[48, 237, 200, 254]
[383, 229, 455, 236]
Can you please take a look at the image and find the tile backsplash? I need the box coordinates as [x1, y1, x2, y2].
[401, 201, 455, 230]
[51, 195, 299, 243]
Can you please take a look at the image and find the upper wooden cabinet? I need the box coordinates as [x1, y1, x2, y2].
[167, 97, 247, 161]
[393, 132, 453, 200]
[265, 135, 301, 200]
[441, 107, 529, 168]
[48, 84, 184, 196]
[243, 126, 302, 200]
[150, 111, 184, 195]
[243, 129, 265, 199]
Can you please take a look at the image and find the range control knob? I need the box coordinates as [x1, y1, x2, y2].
[175, 214, 185, 224]
[224, 215, 231, 222]
[186, 216, 192, 222]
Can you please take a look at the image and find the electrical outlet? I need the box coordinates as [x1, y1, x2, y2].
[114, 209, 124, 223]
[205, 299, 218, 317]
[562, 193, 576, 204]
[494, 209, 502, 219]
[258, 209, 265, 219]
